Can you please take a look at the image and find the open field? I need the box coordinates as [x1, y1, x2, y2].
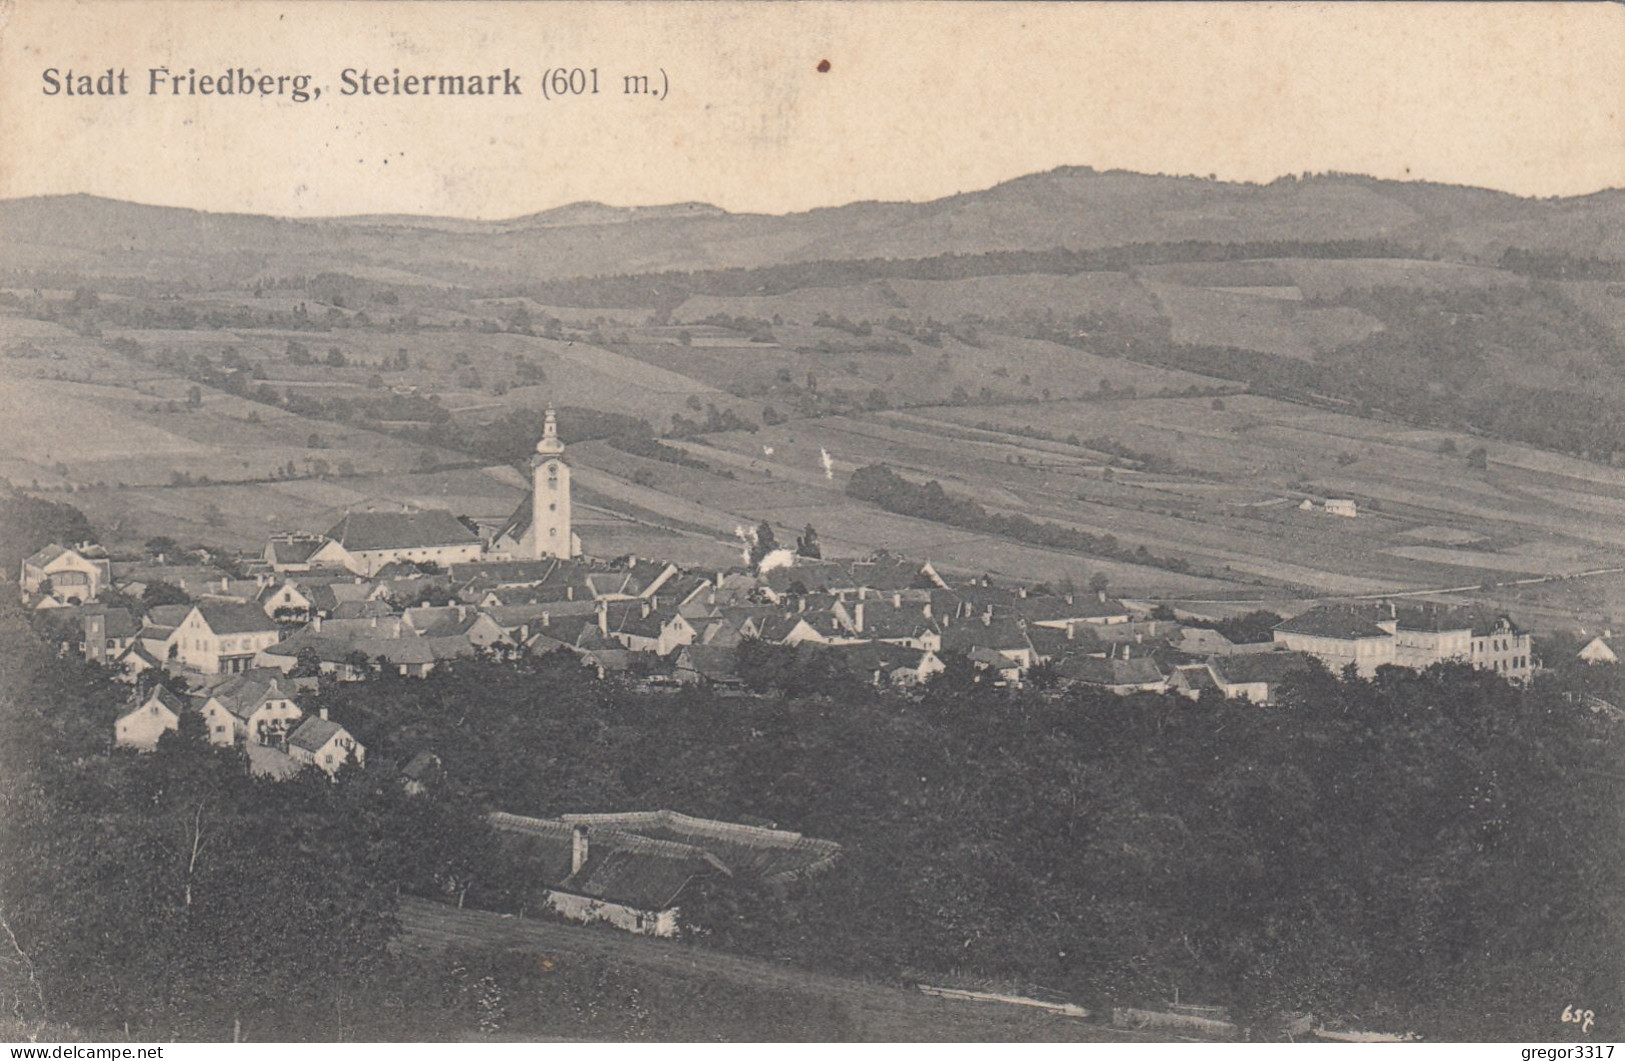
[8, 175, 1625, 622]
[396, 897, 1148, 1043]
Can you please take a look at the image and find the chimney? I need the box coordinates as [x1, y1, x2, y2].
[640, 599, 651, 618]
[567, 585, 575, 601]
[542, 611, 550, 628]
[313, 615, 322, 632]
[457, 604, 467, 620]
[981, 611, 991, 627]
[923, 601, 933, 618]
[571, 825, 590, 875]
[1098, 590, 1106, 603]
[893, 592, 901, 609]
[1065, 593, 1074, 606]
[1018, 587, 1028, 599]
[319, 707, 329, 721]
[370, 616, 378, 628]
[798, 596, 806, 613]
[221, 577, 229, 591]
[1066, 623, 1075, 641]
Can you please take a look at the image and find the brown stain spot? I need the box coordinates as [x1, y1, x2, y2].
[816, 59, 831, 73]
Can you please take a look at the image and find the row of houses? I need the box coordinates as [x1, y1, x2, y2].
[115, 674, 364, 778]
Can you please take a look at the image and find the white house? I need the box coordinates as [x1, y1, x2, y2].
[1578, 634, 1618, 665]
[200, 673, 307, 747]
[1272, 606, 1397, 677]
[173, 602, 285, 674]
[115, 686, 185, 751]
[20, 543, 111, 604]
[286, 711, 366, 777]
[324, 509, 484, 576]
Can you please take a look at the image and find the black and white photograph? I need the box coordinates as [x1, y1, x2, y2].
[0, 0, 1621, 1048]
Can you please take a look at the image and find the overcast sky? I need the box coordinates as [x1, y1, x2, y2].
[2, 1, 1622, 219]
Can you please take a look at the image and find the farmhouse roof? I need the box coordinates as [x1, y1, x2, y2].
[1274, 606, 1393, 640]
[287, 715, 347, 753]
[208, 673, 304, 721]
[120, 685, 184, 723]
[194, 602, 280, 636]
[675, 644, 740, 681]
[1209, 650, 1316, 686]
[325, 509, 478, 552]
[268, 537, 329, 565]
[561, 810, 841, 885]
[1016, 593, 1131, 623]
[1058, 655, 1166, 687]
[23, 543, 70, 568]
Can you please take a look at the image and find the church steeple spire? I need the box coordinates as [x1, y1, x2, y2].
[536, 405, 564, 456]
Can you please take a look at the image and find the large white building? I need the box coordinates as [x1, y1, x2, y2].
[491, 406, 582, 561]
[1274, 603, 1533, 681]
[323, 509, 484, 576]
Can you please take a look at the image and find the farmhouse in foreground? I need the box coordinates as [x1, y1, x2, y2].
[489, 809, 841, 937]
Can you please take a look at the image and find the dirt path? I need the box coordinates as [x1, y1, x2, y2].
[395, 897, 1155, 1042]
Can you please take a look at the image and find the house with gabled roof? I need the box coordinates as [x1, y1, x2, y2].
[287, 710, 365, 777]
[1272, 605, 1397, 677]
[1017, 591, 1132, 628]
[21, 543, 111, 604]
[600, 601, 696, 656]
[1205, 650, 1317, 704]
[1578, 633, 1618, 665]
[489, 809, 839, 938]
[173, 602, 285, 674]
[264, 533, 355, 574]
[115, 685, 185, 751]
[200, 673, 309, 747]
[258, 580, 315, 622]
[941, 614, 1036, 671]
[324, 508, 484, 576]
[1056, 653, 1168, 694]
[112, 641, 163, 684]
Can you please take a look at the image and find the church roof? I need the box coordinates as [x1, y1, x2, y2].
[325, 509, 478, 552]
[496, 492, 534, 544]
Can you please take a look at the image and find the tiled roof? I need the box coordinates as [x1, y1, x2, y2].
[325, 509, 478, 552]
[1058, 655, 1166, 686]
[194, 602, 280, 636]
[942, 616, 1031, 653]
[1016, 594, 1130, 623]
[119, 685, 184, 722]
[22, 543, 69, 568]
[208, 673, 304, 720]
[287, 715, 347, 753]
[269, 538, 328, 565]
[1274, 606, 1392, 640]
[561, 810, 841, 886]
[1210, 650, 1316, 686]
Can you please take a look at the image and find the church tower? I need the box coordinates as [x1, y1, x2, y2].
[530, 406, 575, 559]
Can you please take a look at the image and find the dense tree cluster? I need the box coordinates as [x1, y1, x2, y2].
[301, 644, 1624, 1040]
[2, 587, 1622, 1039]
